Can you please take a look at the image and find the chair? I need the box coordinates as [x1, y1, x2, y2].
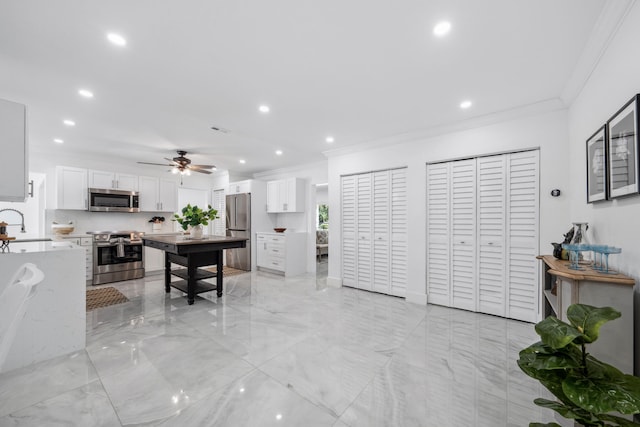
[316, 230, 328, 262]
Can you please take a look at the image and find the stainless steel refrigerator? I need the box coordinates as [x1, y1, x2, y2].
[226, 193, 251, 270]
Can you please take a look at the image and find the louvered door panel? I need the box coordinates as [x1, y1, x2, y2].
[372, 171, 390, 293]
[356, 174, 372, 290]
[506, 150, 539, 322]
[426, 163, 451, 306]
[390, 168, 408, 296]
[212, 189, 226, 236]
[477, 155, 506, 316]
[451, 159, 477, 311]
[341, 175, 357, 287]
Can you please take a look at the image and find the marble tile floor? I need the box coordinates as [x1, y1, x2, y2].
[0, 271, 556, 426]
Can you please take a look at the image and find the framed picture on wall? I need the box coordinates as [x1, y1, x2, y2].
[586, 125, 608, 202]
[607, 94, 639, 198]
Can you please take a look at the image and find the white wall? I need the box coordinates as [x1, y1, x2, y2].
[566, 2, 640, 373]
[327, 109, 571, 303]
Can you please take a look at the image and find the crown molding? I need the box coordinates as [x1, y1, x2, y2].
[560, 0, 636, 105]
[323, 98, 566, 158]
[253, 160, 327, 179]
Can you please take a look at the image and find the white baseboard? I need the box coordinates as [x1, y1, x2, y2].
[327, 276, 342, 288]
[405, 291, 427, 305]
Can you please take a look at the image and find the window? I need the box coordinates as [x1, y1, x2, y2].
[317, 204, 329, 229]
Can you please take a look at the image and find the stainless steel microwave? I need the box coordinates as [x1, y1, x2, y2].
[88, 188, 140, 212]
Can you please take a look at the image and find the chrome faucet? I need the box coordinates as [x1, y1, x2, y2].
[0, 208, 26, 233]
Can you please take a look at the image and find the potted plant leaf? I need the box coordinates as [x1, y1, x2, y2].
[173, 204, 218, 239]
[518, 304, 640, 426]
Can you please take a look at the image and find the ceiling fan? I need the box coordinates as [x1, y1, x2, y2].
[137, 150, 216, 176]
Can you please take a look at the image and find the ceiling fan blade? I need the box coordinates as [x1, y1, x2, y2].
[137, 161, 174, 166]
[192, 169, 213, 174]
[164, 157, 181, 165]
[190, 164, 216, 169]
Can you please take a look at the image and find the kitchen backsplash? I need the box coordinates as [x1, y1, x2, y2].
[45, 209, 182, 235]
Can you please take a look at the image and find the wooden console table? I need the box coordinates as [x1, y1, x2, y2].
[142, 235, 247, 305]
[538, 255, 635, 374]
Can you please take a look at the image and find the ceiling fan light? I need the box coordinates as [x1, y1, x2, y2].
[172, 168, 179, 174]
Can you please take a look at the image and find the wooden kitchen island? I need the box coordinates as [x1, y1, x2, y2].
[142, 235, 247, 305]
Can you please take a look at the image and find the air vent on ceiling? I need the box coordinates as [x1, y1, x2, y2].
[210, 126, 230, 133]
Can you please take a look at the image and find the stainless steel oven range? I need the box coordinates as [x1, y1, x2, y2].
[87, 231, 145, 285]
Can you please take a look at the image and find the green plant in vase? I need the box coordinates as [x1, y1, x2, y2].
[518, 304, 640, 426]
[173, 204, 218, 239]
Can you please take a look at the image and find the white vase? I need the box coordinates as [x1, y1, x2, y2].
[191, 224, 204, 239]
[152, 222, 162, 231]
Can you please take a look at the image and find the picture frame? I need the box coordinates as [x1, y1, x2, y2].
[607, 94, 639, 199]
[586, 125, 608, 203]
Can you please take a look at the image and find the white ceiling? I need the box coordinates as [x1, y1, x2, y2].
[0, 0, 609, 176]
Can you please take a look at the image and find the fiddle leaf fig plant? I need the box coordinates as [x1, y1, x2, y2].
[518, 304, 640, 427]
[173, 204, 218, 231]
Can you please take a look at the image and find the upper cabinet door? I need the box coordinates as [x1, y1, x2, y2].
[0, 99, 27, 202]
[266, 180, 281, 212]
[158, 179, 177, 212]
[115, 174, 138, 191]
[138, 176, 159, 212]
[88, 170, 115, 189]
[57, 166, 88, 210]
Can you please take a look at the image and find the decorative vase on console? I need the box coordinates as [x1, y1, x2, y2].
[569, 222, 592, 264]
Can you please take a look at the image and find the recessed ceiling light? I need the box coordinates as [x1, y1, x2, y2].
[63, 119, 76, 126]
[239, 159, 246, 164]
[460, 100, 472, 109]
[325, 136, 334, 143]
[78, 89, 94, 98]
[433, 21, 451, 37]
[259, 105, 270, 113]
[107, 33, 127, 46]
[54, 138, 64, 144]
[275, 150, 283, 156]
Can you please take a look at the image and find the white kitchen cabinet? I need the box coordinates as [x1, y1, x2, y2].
[0, 98, 27, 202]
[56, 236, 93, 282]
[256, 232, 307, 276]
[144, 246, 164, 274]
[425, 150, 539, 322]
[138, 176, 177, 212]
[266, 178, 305, 213]
[227, 180, 252, 195]
[50, 166, 88, 210]
[88, 170, 138, 191]
[341, 168, 408, 297]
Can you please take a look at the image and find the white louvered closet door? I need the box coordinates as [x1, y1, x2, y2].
[389, 168, 408, 297]
[211, 189, 226, 236]
[341, 176, 357, 288]
[356, 174, 373, 290]
[450, 159, 477, 311]
[426, 163, 451, 306]
[372, 171, 390, 294]
[477, 155, 507, 317]
[506, 150, 539, 322]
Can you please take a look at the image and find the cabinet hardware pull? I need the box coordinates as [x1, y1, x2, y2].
[28, 180, 34, 198]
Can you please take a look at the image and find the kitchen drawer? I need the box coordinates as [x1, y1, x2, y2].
[267, 246, 284, 259]
[267, 235, 285, 244]
[263, 257, 285, 271]
[79, 237, 92, 246]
